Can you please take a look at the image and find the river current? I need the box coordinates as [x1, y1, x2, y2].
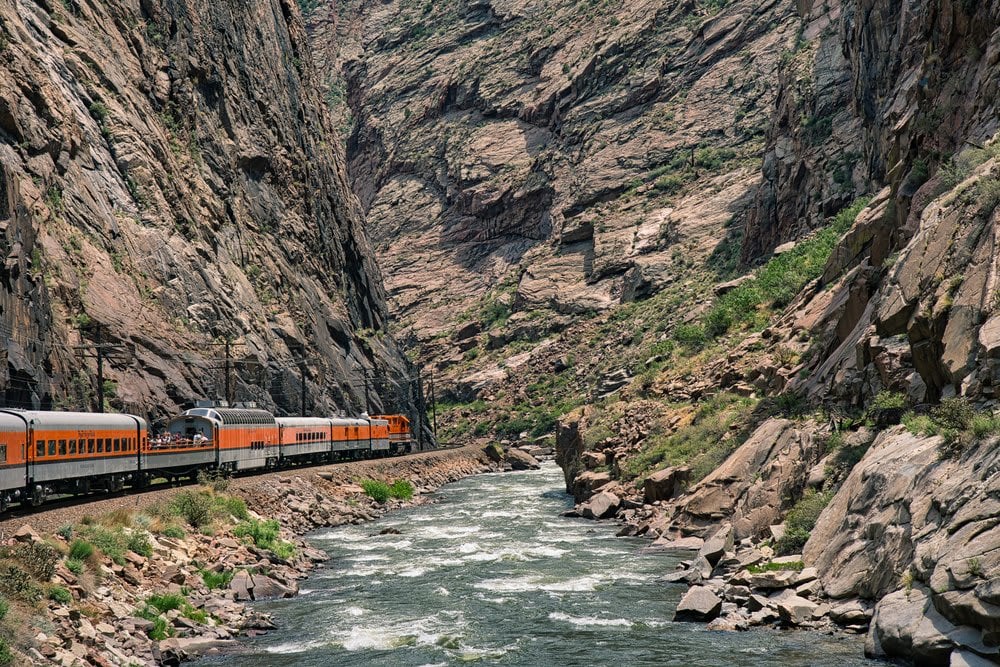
[200, 462, 872, 666]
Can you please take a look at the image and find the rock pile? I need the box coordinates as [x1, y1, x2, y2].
[657, 524, 873, 635]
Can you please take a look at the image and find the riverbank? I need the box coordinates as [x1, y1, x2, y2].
[556, 409, 1000, 666]
[0, 444, 504, 666]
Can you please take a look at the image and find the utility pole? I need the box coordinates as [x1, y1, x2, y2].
[204, 338, 240, 405]
[224, 338, 232, 405]
[72, 323, 130, 413]
[429, 372, 437, 440]
[416, 370, 424, 449]
[299, 357, 307, 417]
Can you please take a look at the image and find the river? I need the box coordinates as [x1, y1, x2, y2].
[199, 462, 872, 666]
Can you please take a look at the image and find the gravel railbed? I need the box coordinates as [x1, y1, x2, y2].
[0, 443, 483, 538]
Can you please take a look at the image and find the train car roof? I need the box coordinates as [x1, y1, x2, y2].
[0, 412, 27, 432]
[330, 418, 370, 427]
[180, 407, 276, 425]
[0, 410, 146, 429]
[274, 417, 335, 428]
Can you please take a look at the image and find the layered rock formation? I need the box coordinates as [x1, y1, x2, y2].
[312, 0, 799, 364]
[0, 0, 414, 418]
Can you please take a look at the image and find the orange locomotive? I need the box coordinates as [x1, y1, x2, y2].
[0, 406, 416, 511]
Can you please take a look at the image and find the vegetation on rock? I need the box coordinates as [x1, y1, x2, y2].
[775, 491, 834, 556]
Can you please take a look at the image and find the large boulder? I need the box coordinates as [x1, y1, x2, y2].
[506, 447, 540, 470]
[250, 574, 297, 600]
[866, 586, 957, 665]
[805, 427, 940, 600]
[673, 586, 723, 622]
[698, 523, 734, 568]
[579, 491, 621, 520]
[230, 571, 254, 601]
[643, 466, 691, 503]
[571, 470, 612, 503]
[773, 590, 819, 626]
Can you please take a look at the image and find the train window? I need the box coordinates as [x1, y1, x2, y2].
[97, 439, 104, 453]
[48, 440, 56, 456]
[36, 440, 43, 457]
[58, 440, 67, 455]
[0, 446, 5, 463]
[88, 438, 95, 453]
[112, 438, 119, 452]
[69, 439, 77, 454]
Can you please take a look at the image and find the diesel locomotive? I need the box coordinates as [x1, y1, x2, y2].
[0, 406, 413, 511]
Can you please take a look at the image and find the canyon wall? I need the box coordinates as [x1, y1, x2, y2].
[0, 0, 417, 419]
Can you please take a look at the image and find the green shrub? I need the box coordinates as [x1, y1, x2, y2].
[673, 323, 707, 350]
[127, 531, 153, 558]
[705, 198, 870, 337]
[871, 391, 906, 411]
[200, 569, 234, 590]
[0, 637, 12, 667]
[268, 541, 296, 560]
[360, 479, 391, 503]
[0, 564, 41, 602]
[68, 539, 94, 561]
[747, 560, 804, 573]
[902, 411, 936, 436]
[48, 585, 72, 604]
[233, 519, 295, 559]
[0, 541, 58, 580]
[388, 479, 414, 501]
[160, 525, 186, 539]
[233, 519, 280, 546]
[0, 597, 9, 621]
[147, 615, 172, 641]
[932, 398, 974, 432]
[217, 496, 250, 521]
[57, 525, 73, 541]
[621, 393, 758, 481]
[146, 593, 186, 614]
[170, 490, 213, 528]
[971, 413, 1000, 438]
[65, 559, 84, 575]
[775, 490, 833, 556]
[81, 526, 127, 564]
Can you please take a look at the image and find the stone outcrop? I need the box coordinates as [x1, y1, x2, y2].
[666, 419, 827, 540]
[642, 466, 690, 504]
[804, 427, 1000, 663]
[555, 407, 590, 495]
[0, 0, 413, 416]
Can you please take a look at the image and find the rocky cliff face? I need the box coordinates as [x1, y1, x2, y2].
[759, 0, 1000, 406]
[0, 0, 415, 418]
[311, 0, 799, 366]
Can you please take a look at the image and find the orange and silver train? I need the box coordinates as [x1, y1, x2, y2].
[0, 407, 413, 511]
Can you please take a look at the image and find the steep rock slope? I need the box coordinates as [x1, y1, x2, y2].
[0, 0, 414, 418]
[312, 0, 800, 363]
[755, 0, 1000, 406]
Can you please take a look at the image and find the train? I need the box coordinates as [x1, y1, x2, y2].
[0, 406, 414, 511]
